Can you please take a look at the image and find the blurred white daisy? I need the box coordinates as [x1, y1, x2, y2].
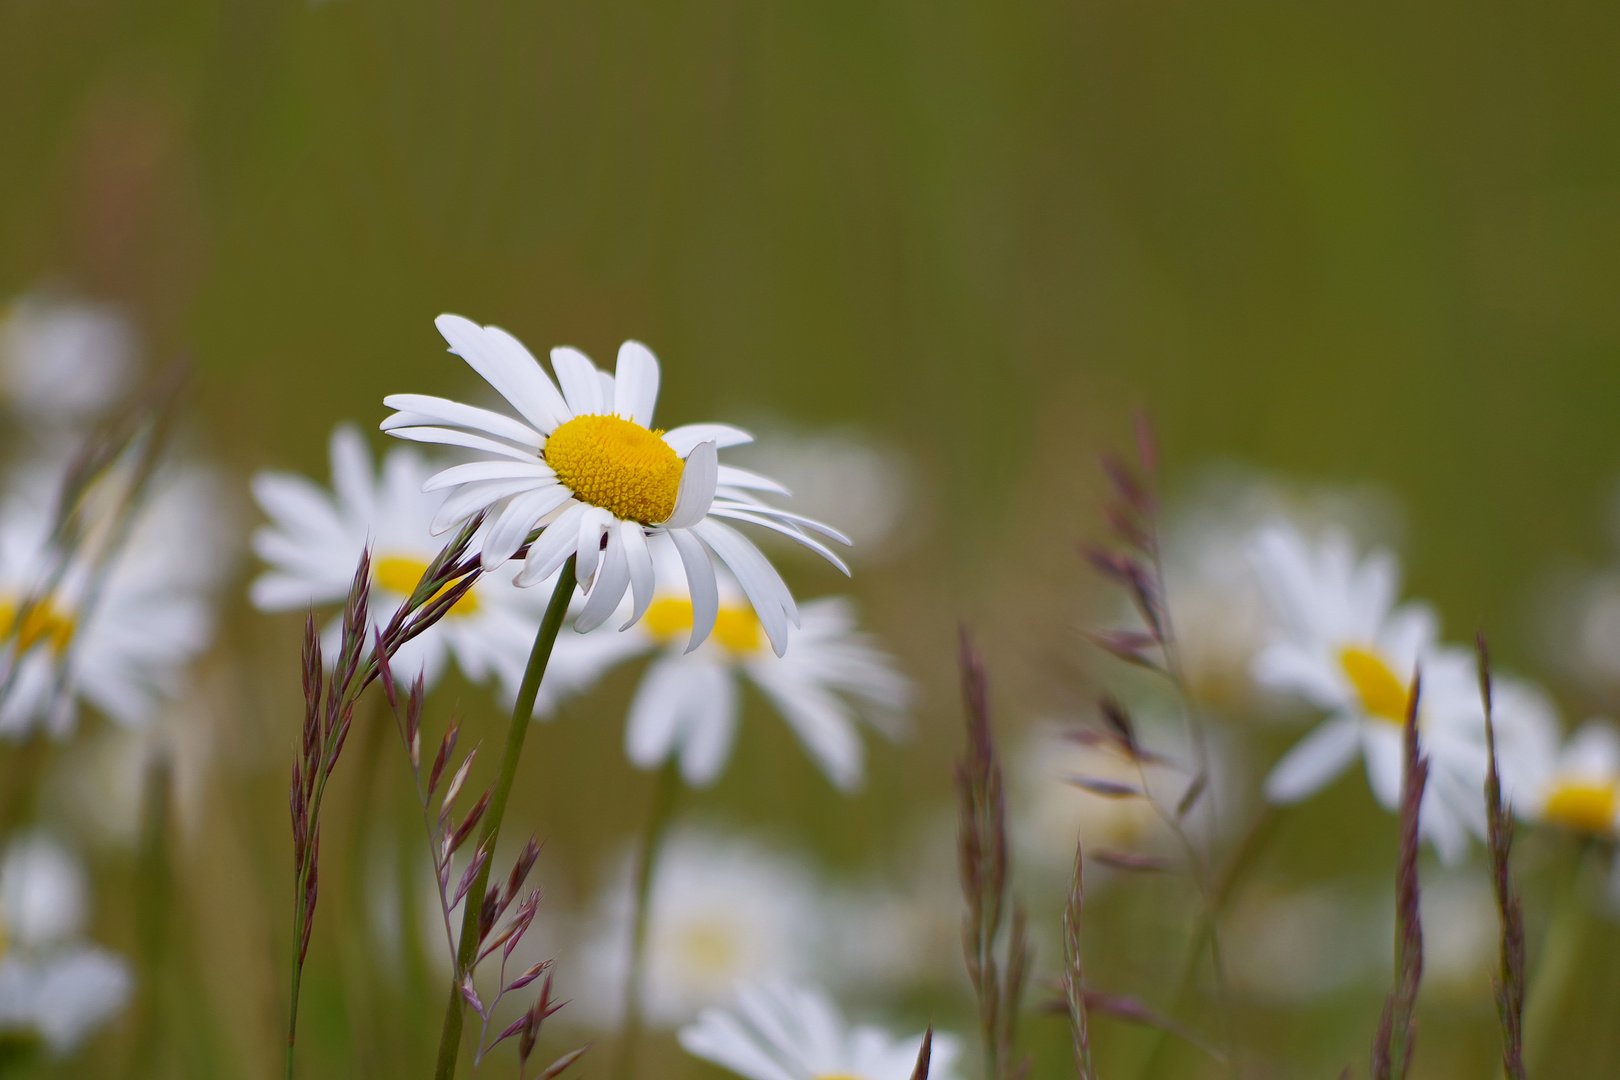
[570, 830, 822, 1028]
[680, 981, 960, 1080]
[0, 292, 136, 429]
[0, 834, 130, 1054]
[1499, 718, 1620, 835]
[251, 424, 642, 714]
[1154, 470, 1403, 710]
[1247, 520, 1502, 862]
[381, 315, 849, 656]
[0, 464, 225, 738]
[606, 538, 908, 791]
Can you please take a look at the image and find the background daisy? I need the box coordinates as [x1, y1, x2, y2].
[251, 423, 642, 715]
[0, 834, 130, 1055]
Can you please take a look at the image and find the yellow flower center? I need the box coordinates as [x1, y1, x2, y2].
[1543, 779, 1619, 833]
[543, 415, 684, 525]
[643, 597, 761, 654]
[674, 919, 741, 976]
[374, 555, 479, 616]
[0, 596, 76, 655]
[1338, 646, 1410, 723]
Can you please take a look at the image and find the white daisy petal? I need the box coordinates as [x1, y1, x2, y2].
[435, 314, 569, 433]
[550, 346, 606, 416]
[710, 501, 852, 547]
[668, 528, 719, 653]
[517, 502, 589, 586]
[480, 323, 573, 429]
[381, 393, 544, 449]
[576, 527, 630, 632]
[483, 486, 567, 566]
[1263, 716, 1362, 804]
[715, 466, 791, 495]
[613, 340, 661, 426]
[387, 426, 539, 463]
[663, 423, 754, 456]
[620, 520, 656, 629]
[420, 460, 555, 492]
[747, 665, 864, 790]
[663, 441, 718, 529]
[706, 507, 852, 576]
[430, 478, 544, 535]
[692, 519, 794, 656]
[575, 506, 613, 587]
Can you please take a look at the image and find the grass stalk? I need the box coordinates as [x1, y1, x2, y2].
[432, 556, 577, 1080]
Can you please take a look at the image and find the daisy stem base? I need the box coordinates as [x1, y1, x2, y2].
[610, 758, 683, 1080]
[433, 556, 578, 1080]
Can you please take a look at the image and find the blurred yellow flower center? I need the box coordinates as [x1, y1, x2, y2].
[675, 919, 740, 976]
[0, 596, 76, 655]
[544, 415, 683, 524]
[643, 597, 761, 654]
[1543, 780, 1618, 833]
[374, 555, 479, 616]
[1338, 646, 1409, 723]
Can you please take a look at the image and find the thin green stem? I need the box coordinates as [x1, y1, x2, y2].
[1522, 836, 1595, 1075]
[433, 557, 577, 1080]
[611, 759, 683, 1080]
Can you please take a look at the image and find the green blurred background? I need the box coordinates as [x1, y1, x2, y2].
[4, 0, 1620, 1076]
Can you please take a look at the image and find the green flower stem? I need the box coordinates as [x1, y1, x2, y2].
[433, 556, 577, 1080]
[1522, 836, 1596, 1075]
[611, 758, 684, 1080]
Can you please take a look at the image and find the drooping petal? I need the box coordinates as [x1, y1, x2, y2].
[668, 528, 718, 653]
[574, 506, 614, 586]
[706, 507, 851, 576]
[619, 520, 655, 629]
[612, 340, 660, 427]
[663, 441, 718, 529]
[575, 525, 630, 632]
[692, 518, 795, 656]
[709, 501, 852, 546]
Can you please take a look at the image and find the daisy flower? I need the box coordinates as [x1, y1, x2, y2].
[570, 829, 822, 1028]
[0, 834, 130, 1054]
[1247, 521, 1491, 862]
[679, 981, 961, 1080]
[1499, 718, 1620, 835]
[250, 424, 642, 714]
[381, 315, 850, 656]
[605, 538, 907, 791]
[0, 464, 224, 738]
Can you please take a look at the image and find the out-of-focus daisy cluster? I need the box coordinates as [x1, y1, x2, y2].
[0, 288, 233, 1058]
[15, 289, 1620, 1080]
